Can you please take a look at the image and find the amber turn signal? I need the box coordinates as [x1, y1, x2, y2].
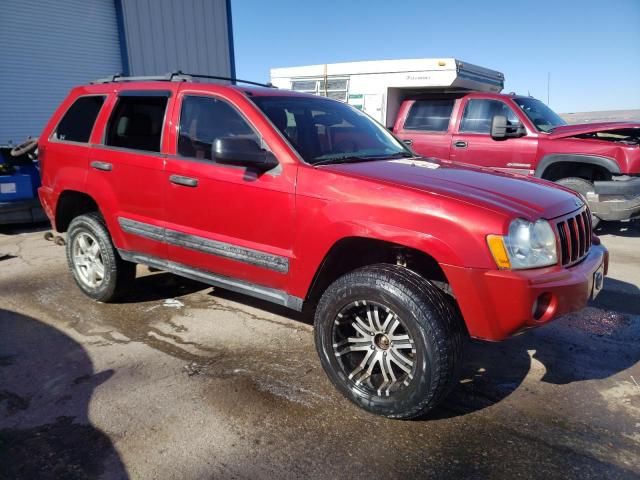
[487, 235, 511, 269]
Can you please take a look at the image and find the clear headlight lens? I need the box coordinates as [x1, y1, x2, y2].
[487, 219, 558, 270]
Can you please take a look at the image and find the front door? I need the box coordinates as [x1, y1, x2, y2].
[450, 98, 538, 174]
[163, 92, 296, 291]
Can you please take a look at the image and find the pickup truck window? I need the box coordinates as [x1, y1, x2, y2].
[513, 97, 566, 133]
[54, 96, 105, 143]
[177, 95, 258, 161]
[404, 99, 454, 132]
[459, 99, 519, 134]
[105, 96, 168, 152]
[252, 96, 410, 165]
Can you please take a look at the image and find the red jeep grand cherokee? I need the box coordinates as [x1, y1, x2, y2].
[38, 73, 608, 418]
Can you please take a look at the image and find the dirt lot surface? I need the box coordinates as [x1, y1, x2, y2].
[1, 221, 639, 479]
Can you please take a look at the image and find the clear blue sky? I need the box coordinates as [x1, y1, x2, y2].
[231, 0, 640, 113]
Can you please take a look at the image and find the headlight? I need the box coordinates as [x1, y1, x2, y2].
[487, 219, 557, 270]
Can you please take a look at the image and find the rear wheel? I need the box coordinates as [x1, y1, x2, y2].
[555, 177, 601, 228]
[66, 213, 136, 302]
[314, 264, 463, 419]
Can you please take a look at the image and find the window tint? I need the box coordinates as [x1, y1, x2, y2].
[404, 99, 454, 132]
[54, 96, 105, 143]
[105, 95, 168, 152]
[459, 99, 520, 134]
[178, 96, 258, 161]
[252, 96, 409, 165]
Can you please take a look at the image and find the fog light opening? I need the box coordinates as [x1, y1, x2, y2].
[532, 293, 553, 321]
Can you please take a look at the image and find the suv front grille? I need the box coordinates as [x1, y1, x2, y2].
[556, 207, 592, 266]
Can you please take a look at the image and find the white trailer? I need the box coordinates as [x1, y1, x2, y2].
[270, 58, 504, 128]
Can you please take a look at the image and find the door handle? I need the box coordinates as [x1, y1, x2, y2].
[453, 141, 468, 148]
[90, 160, 112, 171]
[169, 175, 198, 187]
[402, 139, 413, 146]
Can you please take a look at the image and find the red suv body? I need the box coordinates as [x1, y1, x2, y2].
[393, 92, 640, 224]
[38, 75, 608, 418]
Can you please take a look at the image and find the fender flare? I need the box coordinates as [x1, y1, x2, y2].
[534, 154, 620, 178]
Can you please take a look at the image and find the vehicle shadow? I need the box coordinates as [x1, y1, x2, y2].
[119, 269, 211, 303]
[595, 218, 640, 238]
[115, 267, 640, 422]
[0, 221, 50, 236]
[0, 309, 128, 479]
[432, 276, 640, 419]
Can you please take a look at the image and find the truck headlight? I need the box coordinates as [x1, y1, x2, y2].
[487, 219, 557, 270]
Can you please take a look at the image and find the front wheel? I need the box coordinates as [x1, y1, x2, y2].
[555, 177, 601, 228]
[314, 264, 463, 419]
[66, 212, 136, 302]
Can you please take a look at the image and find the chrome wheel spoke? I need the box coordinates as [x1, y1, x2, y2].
[333, 300, 418, 397]
[381, 310, 394, 331]
[352, 321, 370, 338]
[348, 349, 374, 380]
[354, 315, 371, 334]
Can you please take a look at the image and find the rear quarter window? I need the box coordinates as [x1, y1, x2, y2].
[404, 99, 455, 132]
[53, 96, 106, 143]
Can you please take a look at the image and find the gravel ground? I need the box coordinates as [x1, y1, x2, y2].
[0, 220, 639, 479]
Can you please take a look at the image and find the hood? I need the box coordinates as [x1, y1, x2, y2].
[548, 122, 640, 139]
[323, 158, 582, 220]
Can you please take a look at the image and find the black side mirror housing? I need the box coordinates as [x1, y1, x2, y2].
[491, 115, 526, 140]
[212, 137, 278, 171]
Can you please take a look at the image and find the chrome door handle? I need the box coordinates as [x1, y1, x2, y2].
[402, 139, 413, 146]
[169, 175, 198, 187]
[453, 141, 468, 148]
[90, 160, 112, 171]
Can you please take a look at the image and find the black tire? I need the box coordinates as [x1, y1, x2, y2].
[314, 264, 463, 419]
[555, 177, 601, 228]
[66, 212, 136, 302]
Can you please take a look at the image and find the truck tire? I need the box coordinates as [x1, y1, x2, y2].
[66, 212, 136, 302]
[555, 177, 601, 228]
[314, 264, 463, 419]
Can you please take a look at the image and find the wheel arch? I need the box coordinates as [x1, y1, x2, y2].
[55, 190, 101, 232]
[535, 154, 619, 181]
[304, 236, 451, 306]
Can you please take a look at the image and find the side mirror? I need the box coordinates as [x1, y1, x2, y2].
[212, 137, 278, 171]
[491, 115, 526, 139]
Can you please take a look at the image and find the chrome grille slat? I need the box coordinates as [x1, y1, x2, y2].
[556, 207, 592, 266]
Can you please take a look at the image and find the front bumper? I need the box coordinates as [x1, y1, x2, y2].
[443, 244, 608, 341]
[0, 199, 47, 225]
[590, 176, 640, 221]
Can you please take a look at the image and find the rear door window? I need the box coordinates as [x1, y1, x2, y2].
[54, 96, 106, 143]
[105, 94, 169, 152]
[177, 95, 258, 161]
[459, 99, 519, 134]
[404, 99, 454, 132]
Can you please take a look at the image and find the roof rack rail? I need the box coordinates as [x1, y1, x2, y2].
[91, 71, 275, 88]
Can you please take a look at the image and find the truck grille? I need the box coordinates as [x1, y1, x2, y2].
[556, 208, 592, 266]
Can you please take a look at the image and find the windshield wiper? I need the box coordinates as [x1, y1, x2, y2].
[313, 152, 413, 166]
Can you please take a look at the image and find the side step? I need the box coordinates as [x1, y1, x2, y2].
[118, 250, 303, 311]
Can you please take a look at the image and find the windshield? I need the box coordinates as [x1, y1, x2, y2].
[513, 97, 567, 133]
[251, 95, 412, 165]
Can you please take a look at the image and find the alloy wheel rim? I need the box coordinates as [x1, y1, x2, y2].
[72, 232, 105, 288]
[331, 300, 417, 397]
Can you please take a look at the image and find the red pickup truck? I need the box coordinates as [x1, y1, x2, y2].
[393, 92, 640, 226]
[38, 74, 607, 418]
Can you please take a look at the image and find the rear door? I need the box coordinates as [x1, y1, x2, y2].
[88, 89, 174, 258]
[394, 99, 455, 160]
[450, 97, 538, 173]
[163, 90, 296, 291]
